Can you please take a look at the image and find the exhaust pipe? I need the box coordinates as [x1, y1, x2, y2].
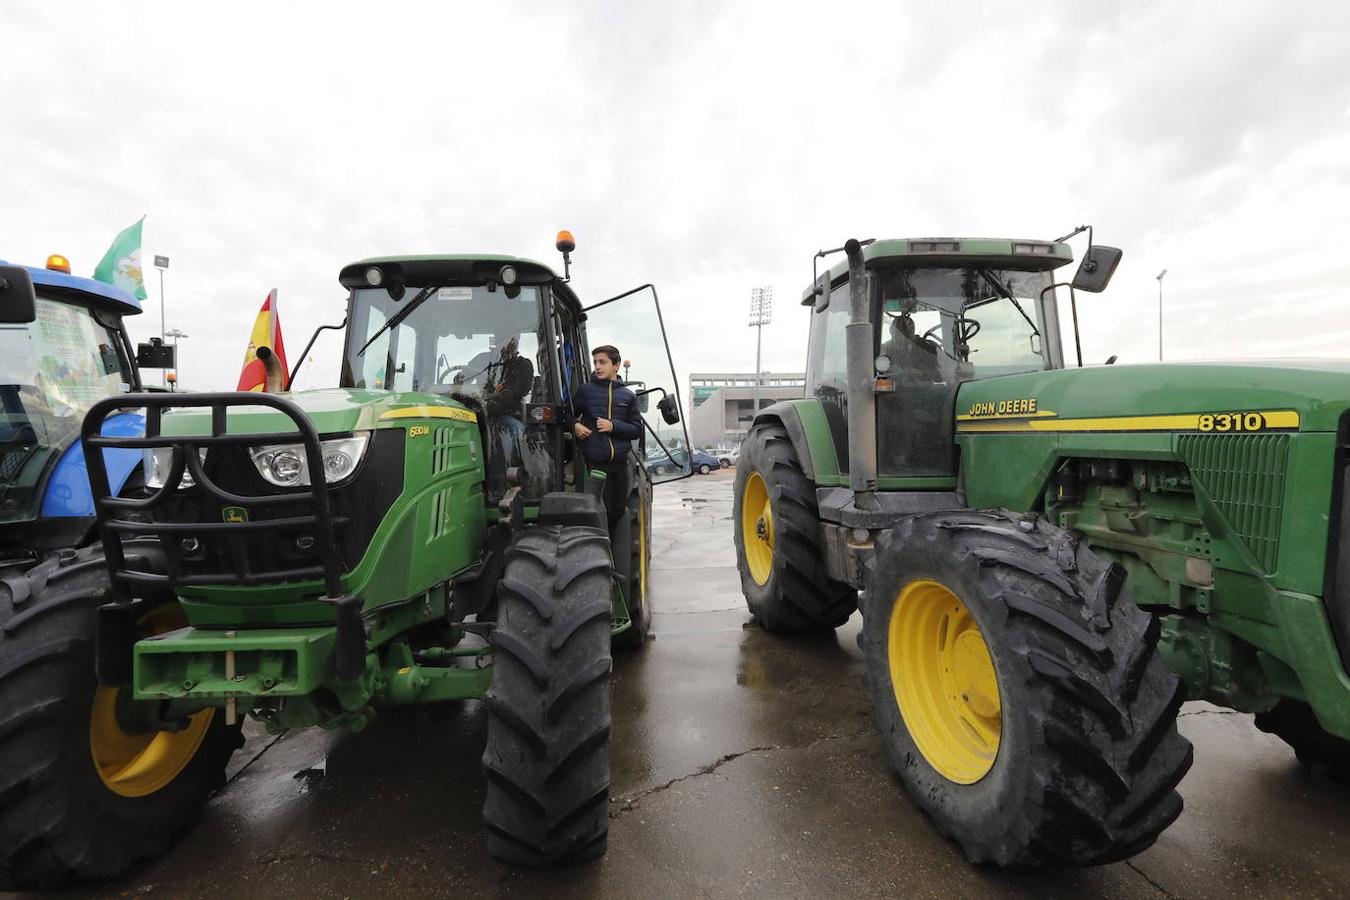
[255, 346, 287, 392]
[844, 239, 877, 510]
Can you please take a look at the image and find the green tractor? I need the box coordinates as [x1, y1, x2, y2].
[0, 239, 692, 888]
[734, 232, 1350, 867]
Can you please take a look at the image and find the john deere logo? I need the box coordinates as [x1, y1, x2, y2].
[222, 506, 249, 524]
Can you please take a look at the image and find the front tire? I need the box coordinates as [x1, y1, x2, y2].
[612, 465, 653, 651]
[861, 510, 1192, 867]
[1255, 700, 1350, 780]
[0, 545, 242, 890]
[698, 464, 711, 475]
[733, 421, 855, 631]
[483, 526, 613, 865]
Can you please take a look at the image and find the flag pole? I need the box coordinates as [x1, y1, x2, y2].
[154, 252, 170, 386]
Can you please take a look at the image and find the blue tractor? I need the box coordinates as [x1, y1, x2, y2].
[0, 259, 241, 889]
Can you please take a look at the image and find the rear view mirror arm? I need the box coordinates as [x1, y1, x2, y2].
[288, 317, 348, 386]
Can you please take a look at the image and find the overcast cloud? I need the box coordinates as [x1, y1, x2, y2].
[3, 1, 1349, 390]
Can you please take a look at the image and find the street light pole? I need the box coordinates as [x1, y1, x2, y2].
[154, 255, 170, 385]
[1156, 269, 1168, 361]
[748, 287, 773, 429]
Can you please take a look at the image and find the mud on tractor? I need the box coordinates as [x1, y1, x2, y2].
[0, 241, 692, 888]
[734, 233, 1350, 867]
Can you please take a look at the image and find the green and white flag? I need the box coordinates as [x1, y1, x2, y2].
[92, 216, 148, 300]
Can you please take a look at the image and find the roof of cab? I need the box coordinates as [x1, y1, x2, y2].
[339, 254, 582, 311]
[802, 237, 1075, 303]
[0, 259, 142, 314]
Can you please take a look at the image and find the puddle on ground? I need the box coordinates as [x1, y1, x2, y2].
[292, 758, 328, 792]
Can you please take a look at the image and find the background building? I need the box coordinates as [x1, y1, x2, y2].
[688, 372, 805, 450]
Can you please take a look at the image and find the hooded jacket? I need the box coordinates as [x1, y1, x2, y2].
[574, 376, 642, 464]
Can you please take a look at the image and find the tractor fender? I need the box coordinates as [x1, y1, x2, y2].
[40, 412, 145, 517]
[751, 401, 817, 483]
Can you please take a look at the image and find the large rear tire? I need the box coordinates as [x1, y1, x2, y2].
[483, 526, 613, 865]
[1255, 700, 1350, 780]
[733, 421, 855, 631]
[0, 545, 242, 890]
[861, 510, 1193, 867]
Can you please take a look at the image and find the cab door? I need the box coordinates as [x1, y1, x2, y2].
[580, 285, 691, 483]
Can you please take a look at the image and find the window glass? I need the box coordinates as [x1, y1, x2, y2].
[342, 284, 549, 498]
[1, 295, 131, 523]
[806, 282, 852, 472]
[874, 266, 1052, 476]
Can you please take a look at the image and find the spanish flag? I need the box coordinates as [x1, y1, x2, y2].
[236, 289, 289, 392]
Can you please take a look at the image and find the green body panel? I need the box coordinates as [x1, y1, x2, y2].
[134, 388, 493, 722]
[170, 388, 486, 628]
[160, 387, 425, 437]
[771, 341, 1350, 737]
[948, 362, 1350, 736]
[953, 363, 1347, 598]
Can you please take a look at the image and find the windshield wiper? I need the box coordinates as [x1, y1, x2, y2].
[975, 270, 1039, 337]
[356, 285, 440, 357]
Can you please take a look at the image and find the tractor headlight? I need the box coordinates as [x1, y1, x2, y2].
[249, 433, 369, 488]
[144, 448, 208, 489]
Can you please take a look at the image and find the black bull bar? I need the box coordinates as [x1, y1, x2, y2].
[82, 392, 365, 682]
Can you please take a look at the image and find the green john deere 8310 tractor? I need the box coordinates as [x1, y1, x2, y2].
[735, 231, 1350, 867]
[0, 236, 692, 888]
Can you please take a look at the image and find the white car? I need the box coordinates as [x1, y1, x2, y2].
[717, 447, 740, 468]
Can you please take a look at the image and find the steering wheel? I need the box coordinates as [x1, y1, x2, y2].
[920, 323, 945, 350]
[436, 354, 471, 386]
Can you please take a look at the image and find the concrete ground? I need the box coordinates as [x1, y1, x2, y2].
[34, 470, 1350, 898]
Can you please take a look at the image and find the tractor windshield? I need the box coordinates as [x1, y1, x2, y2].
[0, 295, 133, 523]
[875, 266, 1052, 381]
[343, 284, 545, 400]
[341, 284, 552, 497]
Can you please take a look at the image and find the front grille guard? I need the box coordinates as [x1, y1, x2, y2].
[82, 392, 364, 682]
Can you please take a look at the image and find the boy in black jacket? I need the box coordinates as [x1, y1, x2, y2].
[572, 344, 642, 520]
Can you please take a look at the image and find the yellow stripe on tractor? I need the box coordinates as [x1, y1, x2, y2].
[955, 409, 1300, 434]
[379, 406, 478, 424]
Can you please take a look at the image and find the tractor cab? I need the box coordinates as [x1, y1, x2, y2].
[0, 257, 146, 551]
[803, 238, 1117, 483]
[337, 253, 691, 499]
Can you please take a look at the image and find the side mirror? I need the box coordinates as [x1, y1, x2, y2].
[658, 395, 680, 425]
[0, 265, 37, 324]
[813, 271, 831, 312]
[1071, 245, 1123, 293]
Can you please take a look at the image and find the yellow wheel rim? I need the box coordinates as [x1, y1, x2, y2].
[89, 604, 215, 799]
[742, 471, 774, 585]
[888, 579, 1001, 784]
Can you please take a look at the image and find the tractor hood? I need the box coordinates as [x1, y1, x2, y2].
[160, 389, 477, 438]
[955, 361, 1350, 434]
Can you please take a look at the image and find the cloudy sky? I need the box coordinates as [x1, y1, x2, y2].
[4, 1, 1350, 392]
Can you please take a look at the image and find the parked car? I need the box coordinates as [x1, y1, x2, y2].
[689, 449, 719, 475]
[647, 447, 720, 475]
[717, 447, 740, 468]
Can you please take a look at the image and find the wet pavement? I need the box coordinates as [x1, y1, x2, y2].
[29, 470, 1350, 898]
